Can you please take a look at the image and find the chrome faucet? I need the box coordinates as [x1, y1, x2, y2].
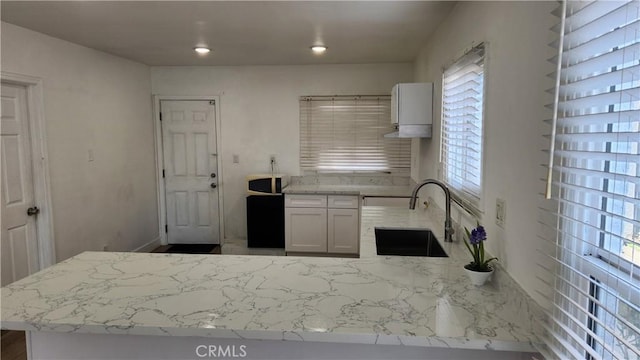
[409, 179, 455, 242]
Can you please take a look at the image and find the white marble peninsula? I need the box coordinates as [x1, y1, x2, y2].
[1, 207, 545, 360]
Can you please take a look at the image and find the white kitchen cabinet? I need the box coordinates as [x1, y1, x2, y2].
[285, 194, 360, 256]
[285, 207, 327, 253]
[327, 195, 359, 209]
[362, 196, 412, 207]
[285, 194, 327, 208]
[327, 208, 359, 253]
[386, 83, 433, 138]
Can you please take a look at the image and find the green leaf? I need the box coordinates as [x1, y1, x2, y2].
[463, 237, 474, 259]
[483, 257, 498, 265]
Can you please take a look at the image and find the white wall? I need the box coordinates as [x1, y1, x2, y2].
[1, 22, 158, 261]
[411, 2, 555, 305]
[151, 64, 413, 239]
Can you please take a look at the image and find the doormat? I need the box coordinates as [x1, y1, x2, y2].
[152, 244, 221, 254]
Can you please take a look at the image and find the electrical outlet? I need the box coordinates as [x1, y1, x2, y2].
[102, 244, 109, 252]
[496, 198, 506, 228]
[233, 154, 239, 164]
[88, 149, 94, 162]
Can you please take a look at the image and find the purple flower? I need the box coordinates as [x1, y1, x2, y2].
[469, 226, 487, 245]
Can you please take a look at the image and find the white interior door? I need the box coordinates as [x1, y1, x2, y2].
[1, 82, 40, 286]
[161, 100, 220, 244]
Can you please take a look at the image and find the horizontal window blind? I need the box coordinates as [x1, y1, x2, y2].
[441, 43, 485, 210]
[299, 96, 411, 172]
[543, 1, 640, 359]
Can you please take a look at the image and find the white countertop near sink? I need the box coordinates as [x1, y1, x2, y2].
[0, 207, 545, 353]
[283, 184, 414, 197]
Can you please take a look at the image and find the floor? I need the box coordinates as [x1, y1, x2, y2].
[0, 239, 283, 360]
[220, 238, 285, 256]
[152, 239, 285, 256]
[1, 330, 26, 360]
[152, 244, 222, 254]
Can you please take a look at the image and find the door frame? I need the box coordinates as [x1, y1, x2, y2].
[1, 71, 56, 268]
[152, 95, 225, 245]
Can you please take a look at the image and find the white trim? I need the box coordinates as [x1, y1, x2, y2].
[152, 95, 225, 246]
[1, 71, 56, 268]
[476, 41, 489, 217]
[132, 237, 161, 253]
[25, 331, 33, 360]
[438, 41, 488, 219]
[580, 255, 640, 305]
[152, 97, 165, 244]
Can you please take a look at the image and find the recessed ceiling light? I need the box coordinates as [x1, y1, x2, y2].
[311, 45, 327, 54]
[194, 47, 211, 54]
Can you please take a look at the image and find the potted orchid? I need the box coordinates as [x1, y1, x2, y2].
[462, 223, 498, 286]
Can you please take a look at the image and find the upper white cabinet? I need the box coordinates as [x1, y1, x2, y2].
[285, 194, 360, 256]
[386, 83, 433, 138]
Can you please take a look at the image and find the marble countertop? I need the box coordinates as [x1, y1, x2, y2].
[283, 184, 414, 197]
[0, 207, 544, 352]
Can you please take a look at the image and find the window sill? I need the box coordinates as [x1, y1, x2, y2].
[580, 255, 639, 304]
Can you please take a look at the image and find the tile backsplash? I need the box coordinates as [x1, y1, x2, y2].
[290, 175, 411, 186]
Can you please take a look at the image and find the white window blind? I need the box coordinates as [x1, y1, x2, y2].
[441, 43, 485, 210]
[543, 1, 640, 359]
[299, 96, 411, 173]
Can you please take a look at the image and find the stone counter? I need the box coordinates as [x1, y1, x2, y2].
[1, 207, 544, 355]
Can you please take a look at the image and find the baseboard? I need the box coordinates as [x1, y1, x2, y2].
[132, 237, 161, 253]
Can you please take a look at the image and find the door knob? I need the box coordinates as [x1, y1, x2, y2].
[210, 173, 216, 178]
[27, 206, 40, 216]
[210, 183, 217, 189]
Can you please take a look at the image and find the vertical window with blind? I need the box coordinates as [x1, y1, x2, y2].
[440, 44, 486, 211]
[545, 1, 639, 359]
[299, 96, 411, 173]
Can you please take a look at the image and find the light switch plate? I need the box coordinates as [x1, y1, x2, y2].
[233, 154, 239, 164]
[496, 198, 506, 228]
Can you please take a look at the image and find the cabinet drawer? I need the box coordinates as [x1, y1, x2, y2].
[327, 195, 359, 209]
[362, 197, 411, 207]
[285, 194, 327, 208]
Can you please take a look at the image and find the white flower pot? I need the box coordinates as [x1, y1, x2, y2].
[464, 267, 494, 286]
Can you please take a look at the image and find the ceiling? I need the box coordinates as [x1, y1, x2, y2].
[1, 1, 456, 66]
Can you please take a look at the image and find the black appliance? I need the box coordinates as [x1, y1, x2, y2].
[246, 194, 285, 248]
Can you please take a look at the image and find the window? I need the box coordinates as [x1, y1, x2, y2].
[544, 1, 639, 359]
[440, 43, 486, 211]
[299, 96, 411, 173]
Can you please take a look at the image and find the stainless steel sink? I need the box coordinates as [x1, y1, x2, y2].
[374, 227, 448, 257]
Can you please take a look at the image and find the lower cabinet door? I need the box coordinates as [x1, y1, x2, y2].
[285, 207, 328, 253]
[327, 208, 359, 254]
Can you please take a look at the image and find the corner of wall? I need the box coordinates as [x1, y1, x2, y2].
[406, 1, 557, 306]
